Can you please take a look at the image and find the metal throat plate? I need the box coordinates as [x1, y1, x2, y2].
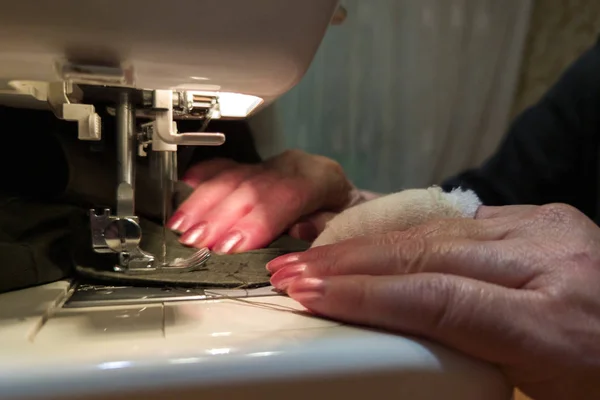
[63, 283, 279, 308]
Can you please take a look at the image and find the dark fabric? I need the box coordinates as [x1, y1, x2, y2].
[0, 105, 302, 293]
[72, 185, 309, 288]
[0, 196, 79, 293]
[75, 227, 308, 288]
[442, 34, 600, 224]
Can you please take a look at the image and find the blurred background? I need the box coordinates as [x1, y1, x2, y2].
[251, 0, 600, 193]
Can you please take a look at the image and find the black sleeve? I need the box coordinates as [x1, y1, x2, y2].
[441, 36, 600, 220]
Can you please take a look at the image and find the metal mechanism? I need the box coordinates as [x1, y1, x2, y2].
[9, 75, 227, 272]
[89, 209, 156, 272]
[35, 66, 230, 272]
[84, 87, 224, 272]
[88, 92, 155, 272]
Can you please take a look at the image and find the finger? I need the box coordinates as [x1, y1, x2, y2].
[287, 274, 542, 365]
[168, 164, 259, 233]
[270, 238, 538, 290]
[177, 171, 276, 250]
[288, 211, 337, 241]
[180, 158, 239, 188]
[268, 217, 512, 272]
[211, 177, 316, 253]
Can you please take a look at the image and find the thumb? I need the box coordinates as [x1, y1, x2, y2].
[288, 211, 337, 242]
[312, 187, 482, 247]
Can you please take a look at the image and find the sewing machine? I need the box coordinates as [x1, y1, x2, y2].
[0, 1, 512, 399]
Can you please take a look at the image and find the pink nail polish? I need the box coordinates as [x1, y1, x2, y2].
[270, 264, 306, 290]
[180, 222, 208, 246]
[287, 278, 325, 303]
[167, 212, 187, 232]
[213, 231, 244, 254]
[266, 254, 301, 272]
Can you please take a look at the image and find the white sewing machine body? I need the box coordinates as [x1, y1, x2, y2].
[0, 281, 511, 400]
[0, 0, 337, 113]
[0, 1, 511, 399]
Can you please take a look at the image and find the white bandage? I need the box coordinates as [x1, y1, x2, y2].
[311, 186, 482, 248]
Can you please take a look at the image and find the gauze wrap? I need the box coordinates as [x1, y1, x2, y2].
[312, 186, 482, 247]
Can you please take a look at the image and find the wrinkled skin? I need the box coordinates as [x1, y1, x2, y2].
[169, 150, 362, 253]
[267, 204, 600, 400]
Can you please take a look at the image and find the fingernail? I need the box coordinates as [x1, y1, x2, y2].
[287, 278, 325, 303]
[266, 254, 301, 272]
[180, 222, 208, 246]
[213, 231, 244, 254]
[167, 211, 187, 232]
[270, 264, 306, 290]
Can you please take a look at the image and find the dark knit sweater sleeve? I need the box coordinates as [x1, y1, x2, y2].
[441, 36, 600, 220]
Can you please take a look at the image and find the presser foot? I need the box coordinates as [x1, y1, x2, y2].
[89, 208, 210, 273]
[113, 248, 156, 273]
[113, 248, 211, 274]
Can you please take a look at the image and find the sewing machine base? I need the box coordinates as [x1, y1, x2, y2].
[0, 279, 512, 400]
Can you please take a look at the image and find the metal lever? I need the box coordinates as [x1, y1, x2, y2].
[152, 89, 226, 147]
[116, 91, 136, 216]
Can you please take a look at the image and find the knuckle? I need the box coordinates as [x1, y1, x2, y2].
[316, 155, 344, 174]
[314, 157, 347, 184]
[235, 181, 262, 204]
[534, 203, 580, 224]
[391, 237, 430, 274]
[274, 179, 307, 211]
[215, 168, 251, 186]
[267, 151, 352, 210]
[238, 173, 273, 192]
[236, 179, 256, 193]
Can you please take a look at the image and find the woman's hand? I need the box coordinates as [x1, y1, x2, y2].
[168, 150, 360, 253]
[267, 204, 600, 400]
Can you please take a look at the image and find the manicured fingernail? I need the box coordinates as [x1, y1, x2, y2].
[167, 211, 187, 232]
[213, 231, 244, 254]
[266, 254, 301, 272]
[287, 278, 325, 303]
[270, 264, 306, 290]
[180, 222, 208, 246]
